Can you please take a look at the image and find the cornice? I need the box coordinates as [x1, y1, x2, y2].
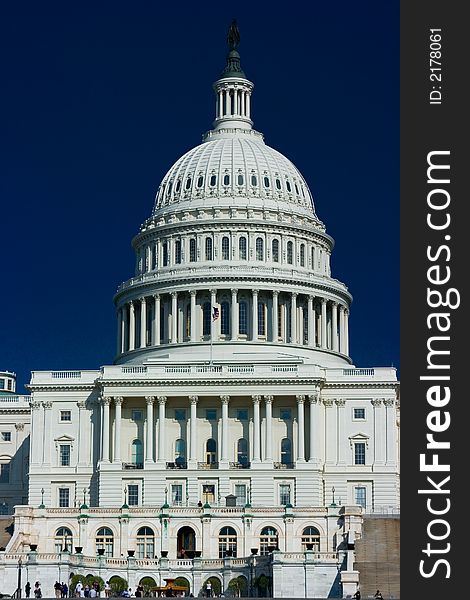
[98, 377, 325, 388]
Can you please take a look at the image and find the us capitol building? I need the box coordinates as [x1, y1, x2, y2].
[0, 23, 399, 598]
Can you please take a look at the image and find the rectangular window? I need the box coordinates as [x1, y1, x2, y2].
[0, 463, 10, 483]
[58, 488, 70, 507]
[59, 445, 71, 466]
[279, 484, 291, 506]
[1, 432, 11, 442]
[175, 409, 186, 421]
[202, 484, 215, 504]
[236, 409, 248, 421]
[60, 410, 72, 422]
[353, 408, 366, 420]
[0, 379, 4, 390]
[128, 484, 139, 506]
[7, 379, 12, 390]
[206, 409, 217, 421]
[171, 484, 183, 505]
[355, 486, 366, 508]
[132, 410, 143, 421]
[234, 484, 247, 506]
[354, 443, 366, 465]
[239, 302, 248, 334]
[280, 408, 291, 420]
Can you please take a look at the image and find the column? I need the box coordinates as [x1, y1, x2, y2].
[272, 291, 279, 342]
[129, 301, 135, 351]
[252, 395, 261, 463]
[372, 399, 386, 465]
[339, 305, 345, 353]
[344, 309, 350, 355]
[101, 396, 111, 463]
[145, 396, 155, 462]
[230, 288, 238, 341]
[331, 302, 338, 351]
[264, 396, 273, 462]
[113, 397, 123, 463]
[190, 291, 197, 342]
[171, 292, 178, 343]
[251, 289, 258, 341]
[320, 298, 327, 349]
[153, 294, 160, 346]
[384, 399, 397, 466]
[246, 92, 251, 118]
[42, 401, 53, 465]
[335, 399, 346, 465]
[158, 396, 167, 463]
[308, 393, 320, 463]
[290, 293, 297, 343]
[233, 86, 238, 114]
[220, 396, 230, 465]
[218, 90, 223, 118]
[324, 399, 336, 464]
[308, 296, 315, 347]
[189, 396, 198, 466]
[296, 395, 305, 462]
[140, 297, 147, 348]
[29, 401, 42, 465]
[116, 308, 122, 356]
[122, 305, 128, 352]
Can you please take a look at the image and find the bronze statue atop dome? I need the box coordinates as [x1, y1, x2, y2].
[227, 19, 240, 50]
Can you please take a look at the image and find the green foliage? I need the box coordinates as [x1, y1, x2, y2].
[202, 577, 221, 596]
[227, 577, 247, 597]
[139, 577, 156, 593]
[173, 578, 190, 590]
[69, 575, 105, 593]
[109, 576, 128, 596]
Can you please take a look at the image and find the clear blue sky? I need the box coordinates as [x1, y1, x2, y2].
[0, 1, 399, 390]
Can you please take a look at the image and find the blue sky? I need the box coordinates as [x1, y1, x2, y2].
[0, 1, 399, 390]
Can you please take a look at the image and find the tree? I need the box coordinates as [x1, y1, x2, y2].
[139, 577, 156, 595]
[227, 577, 247, 597]
[109, 576, 128, 596]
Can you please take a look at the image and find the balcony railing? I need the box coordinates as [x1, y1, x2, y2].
[122, 463, 143, 470]
[273, 462, 295, 469]
[229, 461, 251, 469]
[197, 462, 219, 470]
[166, 461, 188, 470]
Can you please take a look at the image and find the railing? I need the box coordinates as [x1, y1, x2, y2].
[273, 462, 295, 469]
[0, 395, 30, 403]
[121, 366, 148, 374]
[229, 462, 251, 469]
[343, 368, 375, 376]
[51, 371, 82, 378]
[122, 463, 143, 470]
[197, 462, 219, 470]
[166, 461, 188, 470]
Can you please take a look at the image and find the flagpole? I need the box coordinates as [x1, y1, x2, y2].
[210, 312, 213, 365]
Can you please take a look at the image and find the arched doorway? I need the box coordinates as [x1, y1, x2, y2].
[177, 526, 196, 557]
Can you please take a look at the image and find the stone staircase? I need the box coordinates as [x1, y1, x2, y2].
[354, 516, 400, 599]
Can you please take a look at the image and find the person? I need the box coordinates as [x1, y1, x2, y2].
[25, 582, 31, 598]
[61, 583, 69, 598]
[75, 580, 83, 598]
[34, 582, 42, 599]
[121, 590, 130, 598]
[205, 582, 212, 598]
[374, 591, 383, 599]
[104, 582, 111, 598]
[55, 581, 62, 599]
[353, 590, 361, 600]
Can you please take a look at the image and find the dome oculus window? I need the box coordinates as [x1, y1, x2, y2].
[223, 174, 230, 186]
[286, 180, 292, 193]
[197, 176, 204, 188]
[263, 176, 270, 188]
[175, 180, 181, 192]
[275, 178, 282, 190]
[210, 174, 217, 187]
[251, 175, 258, 186]
[237, 174, 244, 186]
[185, 177, 192, 190]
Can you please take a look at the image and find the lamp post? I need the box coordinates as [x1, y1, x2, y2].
[39, 488, 45, 508]
[17, 556, 23, 599]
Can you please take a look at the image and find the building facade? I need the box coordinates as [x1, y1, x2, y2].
[1, 25, 399, 598]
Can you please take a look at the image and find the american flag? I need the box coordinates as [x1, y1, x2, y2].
[212, 306, 219, 321]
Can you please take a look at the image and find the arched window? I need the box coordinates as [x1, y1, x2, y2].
[301, 526, 320, 551]
[197, 175, 204, 188]
[185, 177, 192, 190]
[96, 527, 114, 557]
[237, 174, 244, 186]
[175, 180, 181, 192]
[152, 245, 158, 270]
[210, 174, 217, 187]
[206, 439, 217, 464]
[221, 301, 230, 336]
[219, 526, 237, 558]
[239, 237, 247, 260]
[303, 307, 308, 344]
[131, 439, 143, 467]
[300, 244, 305, 267]
[222, 236, 230, 260]
[136, 526, 155, 559]
[237, 438, 248, 466]
[251, 174, 258, 187]
[175, 240, 182, 264]
[272, 239, 279, 263]
[256, 237, 264, 261]
[287, 241, 293, 265]
[275, 178, 282, 190]
[162, 242, 168, 266]
[189, 239, 197, 262]
[160, 304, 165, 342]
[175, 439, 186, 467]
[311, 246, 315, 268]
[260, 526, 278, 556]
[258, 302, 266, 336]
[55, 527, 73, 553]
[203, 302, 211, 336]
[281, 438, 292, 465]
[223, 174, 230, 186]
[205, 238, 213, 261]
[185, 304, 191, 339]
[263, 176, 270, 188]
[239, 301, 248, 335]
[286, 180, 292, 193]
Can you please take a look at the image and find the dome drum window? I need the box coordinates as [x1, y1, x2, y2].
[185, 177, 192, 190]
[197, 175, 204, 188]
[210, 174, 217, 187]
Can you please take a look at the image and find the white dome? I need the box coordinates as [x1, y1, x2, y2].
[153, 134, 318, 220]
